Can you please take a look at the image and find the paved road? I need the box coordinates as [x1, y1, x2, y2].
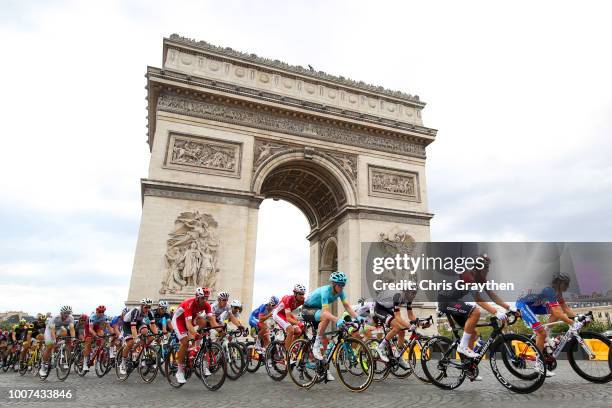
[0, 361, 610, 408]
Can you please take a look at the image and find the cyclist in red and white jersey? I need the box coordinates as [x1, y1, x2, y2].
[171, 287, 215, 383]
[272, 283, 306, 351]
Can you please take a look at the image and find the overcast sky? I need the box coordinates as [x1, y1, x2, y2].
[1, 1, 611, 315]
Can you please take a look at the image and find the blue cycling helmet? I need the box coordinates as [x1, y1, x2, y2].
[330, 271, 348, 285]
[269, 296, 279, 306]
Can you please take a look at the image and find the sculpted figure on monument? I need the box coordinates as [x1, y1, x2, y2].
[171, 138, 236, 170]
[160, 211, 220, 294]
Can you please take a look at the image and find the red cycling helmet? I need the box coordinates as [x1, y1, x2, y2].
[96, 305, 106, 314]
[196, 287, 211, 298]
[79, 314, 88, 321]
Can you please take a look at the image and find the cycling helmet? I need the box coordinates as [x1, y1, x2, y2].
[140, 298, 153, 306]
[195, 287, 210, 298]
[269, 296, 279, 306]
[293, 283, 306, 294]
[96, 305, 106, 314]
[37, 313, 46, 322]
[357, 297, 366, 306]
[79, 314, 88, 321]
[217, 291, 230, 301]
[170, 306, 177, 313]
[553, 274, 571, 284]
[19, 318, 26, 325]
[60, 305, 72, 314]
[230, 299, 242, 308]
[330, 271, 348, 285]
[158, 300, 169, 308]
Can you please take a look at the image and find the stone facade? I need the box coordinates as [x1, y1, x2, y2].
[127, 35, 436, 313]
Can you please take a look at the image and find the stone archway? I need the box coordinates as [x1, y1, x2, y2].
[127, 35, 437, 313]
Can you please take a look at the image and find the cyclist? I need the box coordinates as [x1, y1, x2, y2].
[82, 305, 111, 372]
[26, 313, 47, 350]
[302, 271, 360, 364]
[119, 298, 159, 376]
[371, 290, 431, 367]
[437, 254, 515, 360]
[12, 319, 29, 363]
[249, 296, 280, 353]
[516, 273, 579, 377]
[0, 329, 8, 368]
[211, 292, 245, 333]
[272, 284, 306, 352]
[40, 305, 76, 377]
[108, 307, 127, 358]
[172, 287, 216, 383]
[153, 300, 174, 336]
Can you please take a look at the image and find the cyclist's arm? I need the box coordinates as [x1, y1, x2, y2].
[68, 323, 76, 338]
[341, 300, 358, 319]
[149, 321, 159, 335]
[286, 311, 300, 325]
[559, 302, 576, 319]
[484, 289, 511, 310]
[185, 317, 197, 336]
[549, 304, 574, 324]
[228, 314, 242, 327]
[473, 293, 498, 315]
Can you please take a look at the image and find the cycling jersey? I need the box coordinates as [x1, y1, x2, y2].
[249, 303, 273, 329]
[211, 302, 235, 322]
[12, 325, 28, 341]
[516, 286, 565, 331]
[29, 321, 46, 337]
[152, 310, 172, 331]
[172, 297, 212, 340]
[88, 312, 108, 330]
[304, 285, 346, 309]
[437, 270, 486, 302]
[123, 308, 154, 326]
[47, 314, 74, 331]
[272, 295, 304, 330]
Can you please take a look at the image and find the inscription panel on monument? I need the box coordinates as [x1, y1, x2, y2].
[368, 165, 420, 202]
[164, 132, 242, 178]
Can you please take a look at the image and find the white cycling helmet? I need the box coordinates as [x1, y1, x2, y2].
[140, 298, 153, 306]
[60, 305, 72, 314]
[217, 291, 230, 301]
[158, 300, 169, 308]
[230, 299, 242, 308]
[293, 283, 306, 294]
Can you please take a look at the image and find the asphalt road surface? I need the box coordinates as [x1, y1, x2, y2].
[0, 361, 610, 408]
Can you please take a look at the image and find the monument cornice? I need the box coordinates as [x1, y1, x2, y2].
[141, 179, 262, 209]
[153, 92, 428, 160]
[164, 34, 425, 107]
[147, 67, 437, 141]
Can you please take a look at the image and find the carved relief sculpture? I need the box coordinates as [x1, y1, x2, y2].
[368, 165, 420, 201]
[160, 211, 220, 294]
[253, 139, 292, 167]
[165, 133, 241, 177]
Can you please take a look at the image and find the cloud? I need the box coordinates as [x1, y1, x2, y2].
[1, 1, 611, 315]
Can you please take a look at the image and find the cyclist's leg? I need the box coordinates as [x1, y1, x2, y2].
[517, 300, 546, 351]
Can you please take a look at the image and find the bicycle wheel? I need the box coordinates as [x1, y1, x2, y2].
[73, 350, 87, 377]
[264, 340, 287, 381]
[408, 339, 430, 383]
[200, 343, 227, 391]
[1, 351, 10, 372]
[226, 343, 246, 380]
[334, 337, 374, 392]
[138, 347, 160, 383]
[490, 333, 545, 393]
[18, 350, 30, 376]
[55, 347, 72, 381]
[421, 336, 466, 390]
[390, 343, 412, 379]
[567, 331, 612, 383]
[287, 338, 317, 389]
[95, 349, 110, 378]
[365, 339, 390, 381]
[114, 346, 131, 382]
[245, 341, 262, 373]
[32, 348, 42, 378]
[164, 349, 184, 388]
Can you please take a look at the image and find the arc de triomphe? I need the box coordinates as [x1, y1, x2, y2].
[126, 35, 436, 311]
